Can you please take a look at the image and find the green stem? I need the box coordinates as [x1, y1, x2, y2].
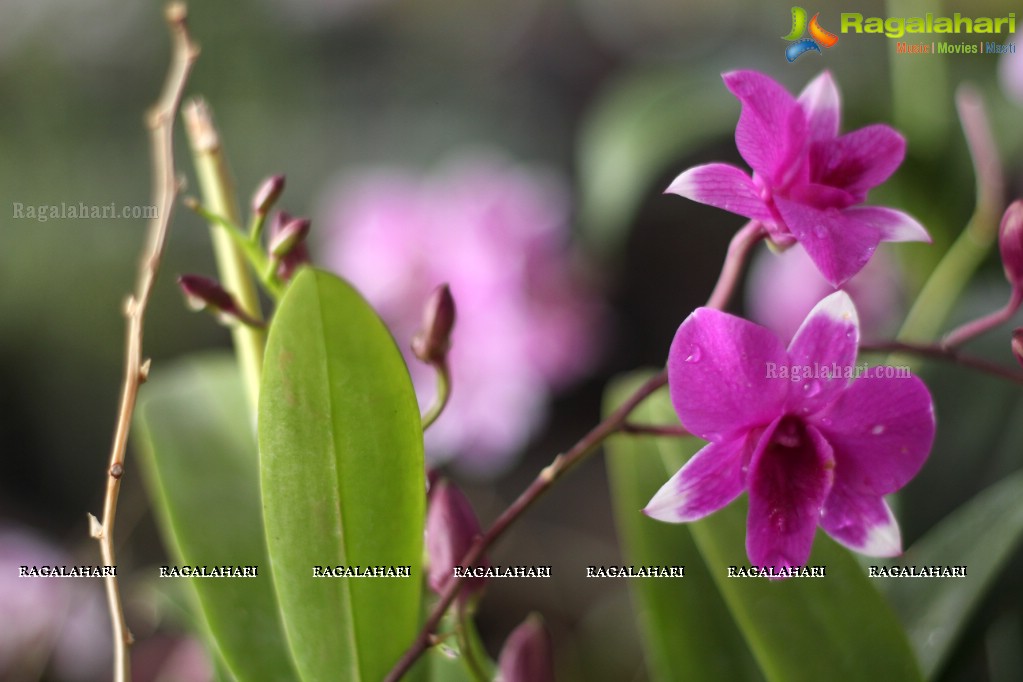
[897, 85, 1003, 345]
[421, 361, 451, 431]
[455, 601, 489, 682]
[186, 200, 283, 299]
[183, 98, 265, 415]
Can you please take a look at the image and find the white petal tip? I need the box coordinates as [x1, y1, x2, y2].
[880, 212, 931, 244]
[810, 290, 859, 327]
[665, 169, 698, 198]
[859, 517, 903, 557]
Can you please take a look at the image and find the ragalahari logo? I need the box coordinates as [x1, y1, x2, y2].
[783, 7, 839, 62]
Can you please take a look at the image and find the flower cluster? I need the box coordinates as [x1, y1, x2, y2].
[650, 70, 944, 571]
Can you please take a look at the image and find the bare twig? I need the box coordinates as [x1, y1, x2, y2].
[88, 5, 199, 681]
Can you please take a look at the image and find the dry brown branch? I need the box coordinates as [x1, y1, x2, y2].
[88, 5, 199, 681]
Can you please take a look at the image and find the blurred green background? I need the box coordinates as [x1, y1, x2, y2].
[2, 0, 1022, 679]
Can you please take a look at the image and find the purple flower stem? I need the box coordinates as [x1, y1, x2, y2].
[861, 339, 1023, 385]
[384, 368, 668, 682]
[706, 220, 767, 311]
[941, 289, 1023, 349]
[620, 422, 692, 437]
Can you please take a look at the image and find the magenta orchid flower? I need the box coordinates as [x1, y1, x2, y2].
[645, 291, 935, 570]
[668, 70, 929, 287]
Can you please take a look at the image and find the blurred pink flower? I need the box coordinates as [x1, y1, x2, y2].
[746, 243, 903, 344]
[0, 524, 110, 681]
[318, 152, 602, 477]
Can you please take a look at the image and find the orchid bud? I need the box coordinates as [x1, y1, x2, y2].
[251, 174, 285, 217]
[412, 284, 456, 366]
[999, 200, 1023, 290]
[425, 478, 487, 599]
[177, 275, 261, 327]
[269, 216, 311, 259]
[1013, 328, 1023, 368]
[497, 614, 555, 682]
[269, 211, 312, 281]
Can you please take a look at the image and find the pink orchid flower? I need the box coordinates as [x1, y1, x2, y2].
[646, 291, 935, 570]
[668, 70, 930, 287]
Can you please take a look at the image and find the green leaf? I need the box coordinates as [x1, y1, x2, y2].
[258, 268, 425, 682]
[605, 371, 923, 681]
[603, 371, 762, 681]
[576, 68, 737, 254]
[135, 353, 298, 681]
[882, 468, 1023, 679]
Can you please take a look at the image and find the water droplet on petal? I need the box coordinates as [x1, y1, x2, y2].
[871, 424, 886, 435]
[803, 380, 822, 397]
[685, 345, 702, 363]
[769, 508, 787, 532]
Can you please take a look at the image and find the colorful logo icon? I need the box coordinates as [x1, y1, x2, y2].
[783, 7, 839, 62]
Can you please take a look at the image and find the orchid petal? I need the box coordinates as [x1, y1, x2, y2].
[775, 196, 882, 287]
[644, 437, 751, 522]
[722, 71, 807, 185]
[747, 419, 835, 569]
[668, 308, 789, 441]
[811, 374, 935, 496]
[785, 291, 859, 414]
[816, 124, 906, 201]
[845, 206, 931, 244]
[821, 491, 902, 557]
[665, 163, 773, 223]
[798, 71, 840, 143]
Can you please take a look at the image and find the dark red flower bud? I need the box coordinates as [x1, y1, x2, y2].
[425, 478, 487, 598]
[269, 211, 312, 281]
[412, 284, 456, 366]
[497, 614, 555, 682]
[251, 175, 285, 217]
[1012, 328, 1023, 369]
[177, 274, 261, 327]
[999, 200, 1023, 290]
[269, 216, 311, 259]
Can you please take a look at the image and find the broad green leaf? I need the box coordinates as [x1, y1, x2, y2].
[576, 67, 737, 254]
[259, 268, 425, 682]
[607, 371, 922, 681]
[603, 371, 762, 681]
[882, 467, 1023, 679]
[135, 353, 297, 681]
